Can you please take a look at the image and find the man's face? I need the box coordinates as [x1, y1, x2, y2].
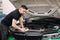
[19, 8, 27, 15]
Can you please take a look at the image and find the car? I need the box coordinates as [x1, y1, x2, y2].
[0, 13, 6, 23]
[9, 17, 60, 40]
[0, 13, 60, 40]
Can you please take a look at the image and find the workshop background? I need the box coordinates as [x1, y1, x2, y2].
[2, 0, 60, 19]
[0, 0, 2, 13]
[1, 0, 60, 40]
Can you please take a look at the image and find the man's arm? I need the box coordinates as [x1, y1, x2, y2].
[19, 16, 24, 28]
[19, 16, 29, 31]
[12, 19, 21, 30]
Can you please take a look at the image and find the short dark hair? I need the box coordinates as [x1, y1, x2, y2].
[21, 5, 28, 10]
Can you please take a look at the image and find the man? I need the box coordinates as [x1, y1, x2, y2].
[0, 5, 29, 40]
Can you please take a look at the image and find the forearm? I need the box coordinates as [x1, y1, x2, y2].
[12, 24, 21, 30]
[19, 16, 24, 28]
[20, 21, 24, 27]
[12, 19, 22, 30]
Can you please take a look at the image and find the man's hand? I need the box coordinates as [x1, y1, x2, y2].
[24, 27, 29, 32]
[19, 27, 29, 32]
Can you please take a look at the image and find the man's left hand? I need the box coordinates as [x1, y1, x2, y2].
[20, 27, 29, 32]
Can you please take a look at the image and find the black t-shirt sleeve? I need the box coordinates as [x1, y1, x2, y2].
[13, 13, 20, 20]
[1, 9, 21, 26]
[12, 9, 22, 20]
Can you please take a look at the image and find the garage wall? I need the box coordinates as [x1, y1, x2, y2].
[10, 0, 52, 13]
[2, 0, 16, 15]
[0, 0, 2, 13]
[11, 0, 60, 12]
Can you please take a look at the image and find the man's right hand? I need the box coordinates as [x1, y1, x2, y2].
[18, 27, 29, 32]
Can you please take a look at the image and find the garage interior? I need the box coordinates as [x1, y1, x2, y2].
[1, 0, 60, 40]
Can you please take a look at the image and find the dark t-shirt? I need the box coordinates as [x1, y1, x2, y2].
[1, 9, 22, 26]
